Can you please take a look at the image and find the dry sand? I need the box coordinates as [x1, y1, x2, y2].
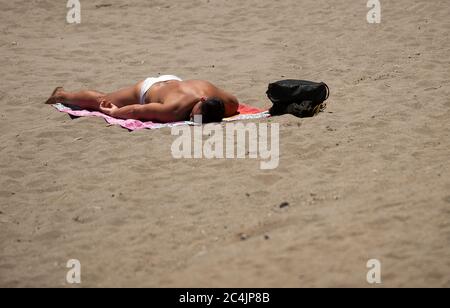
[0, 0, 449, 287]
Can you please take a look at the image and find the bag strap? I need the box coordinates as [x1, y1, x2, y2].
[323, 83, 330, 101]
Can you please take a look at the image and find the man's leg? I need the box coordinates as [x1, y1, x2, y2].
[45, 82, 142, 110]
[102, 82, 142, 108]
[45, 87, 105, 110]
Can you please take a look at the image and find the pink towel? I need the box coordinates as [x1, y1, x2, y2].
[52, 103, 269, 131]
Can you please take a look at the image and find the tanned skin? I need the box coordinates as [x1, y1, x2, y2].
[45, 79, 239, 123]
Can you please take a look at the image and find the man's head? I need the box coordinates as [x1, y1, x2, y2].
[191, 97, 225, 123]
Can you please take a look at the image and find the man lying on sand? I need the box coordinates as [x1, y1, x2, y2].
[46, 75, 239, 123]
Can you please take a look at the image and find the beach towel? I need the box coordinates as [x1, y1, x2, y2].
[52, 103, 270, 131]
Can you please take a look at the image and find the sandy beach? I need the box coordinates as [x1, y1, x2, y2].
[0, 0, 449, 287]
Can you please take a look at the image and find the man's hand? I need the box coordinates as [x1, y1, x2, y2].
[99, 100, 119, 117]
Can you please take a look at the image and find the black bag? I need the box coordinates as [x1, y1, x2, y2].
[267, 79, 330, 118]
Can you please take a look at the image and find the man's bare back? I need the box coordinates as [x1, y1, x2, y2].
[46, 77, 239, 123]
[143, 79, 239, 120]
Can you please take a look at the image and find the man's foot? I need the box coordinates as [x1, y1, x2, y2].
[45, 87, 65, 104]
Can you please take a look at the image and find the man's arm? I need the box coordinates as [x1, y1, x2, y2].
[105, 103, 184, 123]
[217, 91, 239, 118]
[224, 94, 239, 117]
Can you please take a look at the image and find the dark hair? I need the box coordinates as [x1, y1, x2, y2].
[201, 97, 225, 123]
